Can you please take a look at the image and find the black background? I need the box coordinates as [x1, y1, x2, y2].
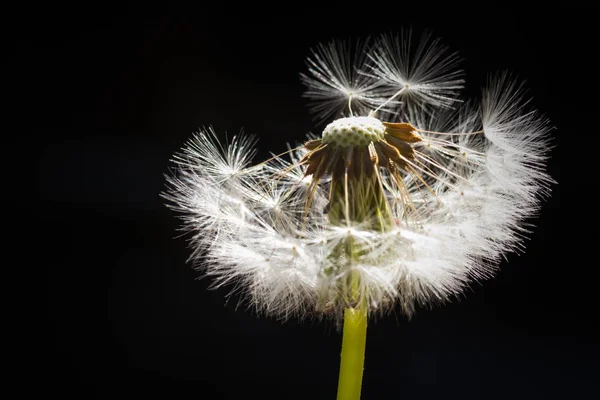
[19, 5, 596, 399]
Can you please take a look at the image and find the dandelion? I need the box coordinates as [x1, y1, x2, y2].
[163, 30, 553, 400]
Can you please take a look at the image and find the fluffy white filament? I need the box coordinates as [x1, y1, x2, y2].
[163, 33, 552, 321]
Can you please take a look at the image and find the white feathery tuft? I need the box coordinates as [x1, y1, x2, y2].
[164, 32, 553, 322]
[366, 31, 465, 118]
[300, 39, 389, 124]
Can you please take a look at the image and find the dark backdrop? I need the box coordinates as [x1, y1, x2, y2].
[21, 5, 596, 399]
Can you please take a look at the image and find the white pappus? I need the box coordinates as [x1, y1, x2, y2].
[163, 31, 553, 322]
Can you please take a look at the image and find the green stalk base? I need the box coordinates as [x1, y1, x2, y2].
[336, 307, 368, 400]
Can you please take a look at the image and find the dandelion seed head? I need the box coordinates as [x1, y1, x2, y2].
[163, 30, 553, 323]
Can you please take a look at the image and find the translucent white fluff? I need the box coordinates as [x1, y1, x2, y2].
[163, 33, 553, 321]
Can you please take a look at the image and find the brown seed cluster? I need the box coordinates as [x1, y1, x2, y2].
[301, 120, 422, 183]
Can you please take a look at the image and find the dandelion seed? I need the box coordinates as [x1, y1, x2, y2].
[301, 39, 390, 123]
[163, 31, 553, 400]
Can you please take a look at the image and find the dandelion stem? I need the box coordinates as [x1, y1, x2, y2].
[336, 307, 368, 400]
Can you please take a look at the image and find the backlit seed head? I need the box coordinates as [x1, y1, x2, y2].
[322, 116, 385, 147]
[164, 32, 554, 322]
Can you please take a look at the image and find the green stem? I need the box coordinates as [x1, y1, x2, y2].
[336, 307, 368, 400]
